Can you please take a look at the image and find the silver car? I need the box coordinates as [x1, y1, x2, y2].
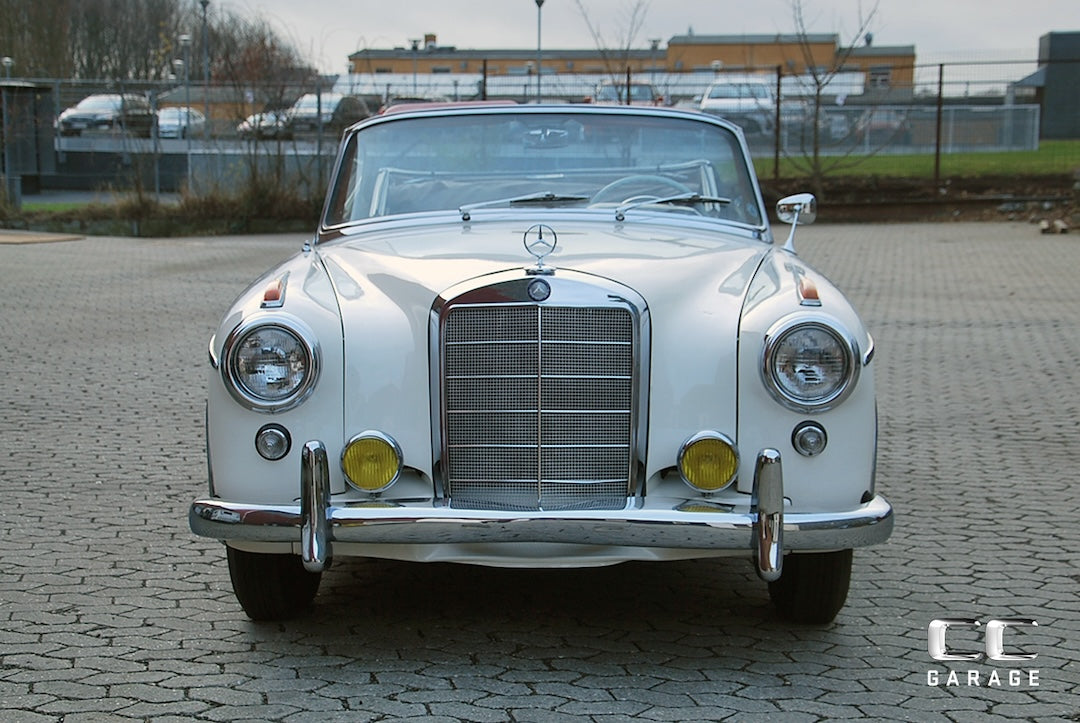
[156, 106, 206, 139]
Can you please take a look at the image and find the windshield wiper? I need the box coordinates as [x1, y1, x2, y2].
[460, 192, 590, 221]
[615, 192, 732, 221]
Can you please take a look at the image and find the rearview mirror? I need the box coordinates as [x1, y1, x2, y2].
[776, 193, 817, 226]
[776, 193, 817, 253]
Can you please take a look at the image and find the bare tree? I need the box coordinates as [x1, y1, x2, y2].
[574, 0, 650, 100]
[216, 12, 314, 121]
[0, 0, 74, 77]
[68, 0, 183, 80]
[0, 0, 308, 83]
[212, 10, 317, 201]
[785, 0, 880, 196]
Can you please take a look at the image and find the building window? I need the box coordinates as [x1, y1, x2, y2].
[432, 66, 452, 74]
[869, 65, 892, 88]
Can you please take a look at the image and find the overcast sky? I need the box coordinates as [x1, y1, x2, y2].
[220, 0, 1076, 73]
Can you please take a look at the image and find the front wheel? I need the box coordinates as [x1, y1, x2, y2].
[768, 549, 852, 624]
[226, 547, 322, 620]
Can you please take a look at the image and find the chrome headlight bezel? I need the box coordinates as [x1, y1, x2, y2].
[761, 315, 860, 412]
[220, 315, 320, 412]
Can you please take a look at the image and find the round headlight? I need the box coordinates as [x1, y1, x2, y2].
[763, 319, 858, 411]
[222, 319, 319, 411]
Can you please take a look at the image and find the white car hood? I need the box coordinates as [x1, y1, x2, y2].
[316, 217, 769, 476]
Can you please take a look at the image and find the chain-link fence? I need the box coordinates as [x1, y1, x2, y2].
[2, 56, 1077, 204]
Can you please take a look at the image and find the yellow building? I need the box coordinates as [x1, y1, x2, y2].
[348, 32, 915, 88]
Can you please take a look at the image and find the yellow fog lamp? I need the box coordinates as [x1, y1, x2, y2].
[678, 432, 739, 493]
[341, 431, 402, 493]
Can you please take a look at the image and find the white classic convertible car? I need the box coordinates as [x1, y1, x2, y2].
[190, 103, 893, 622]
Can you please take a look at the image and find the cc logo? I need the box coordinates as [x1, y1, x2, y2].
[927, 618, 1039, 661]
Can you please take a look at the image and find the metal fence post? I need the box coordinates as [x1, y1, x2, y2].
[934, 63, 944, 186]
[774, 65, 782, 182]
[150, 91, 160, 197]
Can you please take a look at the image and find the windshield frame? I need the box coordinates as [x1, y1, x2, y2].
[319, 104, 768, 240]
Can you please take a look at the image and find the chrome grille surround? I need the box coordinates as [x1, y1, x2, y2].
[432, 271, 649, 511]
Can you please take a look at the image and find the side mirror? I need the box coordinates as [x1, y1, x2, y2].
[776, 193, 817, 252]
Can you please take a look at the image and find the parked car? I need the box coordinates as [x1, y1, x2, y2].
[699, 78, 776, 135]
[156, 106, 205, 139]
[56, 93, 154, 137]
[284, 93, 371, 136]
[190, 104, 893, 622]
[236, 110, 288, 139]
[589, 82, 663, 106]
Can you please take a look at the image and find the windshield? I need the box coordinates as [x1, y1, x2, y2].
[324, 110, 763, 227]
[75, 95, 122, 111]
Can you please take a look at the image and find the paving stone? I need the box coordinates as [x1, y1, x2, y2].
[1, 225, 1078, 720]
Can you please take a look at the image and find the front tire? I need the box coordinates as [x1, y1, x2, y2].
[226, 547, 322, 620]
[768, 549, 852, 624]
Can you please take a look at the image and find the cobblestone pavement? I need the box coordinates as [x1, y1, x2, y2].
[1, 223, 1077, 722]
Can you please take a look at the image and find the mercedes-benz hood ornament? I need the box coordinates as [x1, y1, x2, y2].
[523, 224, 557, 275]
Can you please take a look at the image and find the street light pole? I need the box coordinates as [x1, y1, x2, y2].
[200, 0, 210, 140]
[535, 0, 544, 103]
[411, 39, 419, 96]
[1, 57, 14, 208]
[178, 34, 192, 190]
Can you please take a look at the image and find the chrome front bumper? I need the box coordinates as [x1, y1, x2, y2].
[190, 442, 893, 579]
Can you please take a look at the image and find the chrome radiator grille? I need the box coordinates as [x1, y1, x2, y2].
[442, 304, 635, 510]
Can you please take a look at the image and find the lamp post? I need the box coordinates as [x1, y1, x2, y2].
[1, 57, 14, 208]
[534, 0, 544, 103]
[178, 33, 192, 189]
[200, 0, 210, 140]
[410, 38, 419, 96]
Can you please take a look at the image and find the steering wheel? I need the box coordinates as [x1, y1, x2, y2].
[591, 175, 694, 205]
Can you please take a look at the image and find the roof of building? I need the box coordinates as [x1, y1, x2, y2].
[846, 44, 917, 57]
[350, 47, 655, 61]
[668, 33, 839, 45]
[1014, 66, 1046, 88]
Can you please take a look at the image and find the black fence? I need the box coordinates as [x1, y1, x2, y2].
[1, 55, 1078, 205]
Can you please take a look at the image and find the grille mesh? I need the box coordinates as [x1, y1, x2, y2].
[443, 304, 634, 510]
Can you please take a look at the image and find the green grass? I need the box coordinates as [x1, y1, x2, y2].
[759, 139, 1080, 180]
[19, 201, 89, 213]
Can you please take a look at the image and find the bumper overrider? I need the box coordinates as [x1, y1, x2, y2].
[190, 442, 893, 580]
